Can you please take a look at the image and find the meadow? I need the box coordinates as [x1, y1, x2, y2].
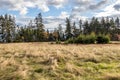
[0, 42, 120, 80]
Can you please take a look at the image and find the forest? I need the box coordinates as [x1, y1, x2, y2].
[0, 13, 120, 43]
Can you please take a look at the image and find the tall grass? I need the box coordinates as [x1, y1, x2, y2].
[0, 43, 120, 80]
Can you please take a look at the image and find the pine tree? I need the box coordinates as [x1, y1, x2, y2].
[9, 15, 16, 42]
[53, 28, 59, 40]
[105, 17, 110, 34]
[65, 18, 72, 39]
[44, 29, 49, 41]
[35, 13, 45, 41]
[90, 17, 96, 33]
[28, 20, 33, 28]
[79, 19, 82, 34]
[94, 18, 100, 34]
[115, 17, 119, 28]
[72, 22, 77, 37]
[84, 20, 89, 34]
[100, 17, 106, 34]
[110, 18, 115, 29]
[4, 14, 12, 42]
[0, 15, 4, 42]
[58, 24, 63, 40]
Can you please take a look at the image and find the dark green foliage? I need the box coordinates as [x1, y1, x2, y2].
[74, 34, 85, 44]
[0, 13, 119, 43]
[96, 35, 110, 44]
[34, 68, 43, 73]
[56, 40, 61, 44]
[65, 18, 72, 39]
[66, 33, 110, 44]
[83, 35, 96, 44]
[66, 38, 75, 44]
[74, 33, 96, 44]
[86, 33, 96, 44]
[35, 13, 45, 41]
[64, 41, 69, 44]
[0, 14, 16, 42]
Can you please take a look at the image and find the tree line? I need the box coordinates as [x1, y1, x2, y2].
[0, 13, 120, 43]
[65, 17, 120, 41]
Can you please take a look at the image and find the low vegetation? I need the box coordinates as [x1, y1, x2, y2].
[66, 33, 110, 44]
[0, 43, 120, 80]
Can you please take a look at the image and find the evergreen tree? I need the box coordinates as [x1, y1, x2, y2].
[0, 15, 5, 42]
[94, 18, 100, 34]
[105, 17, 110, 34]
[53, 28, 59, 40]
[4, 14, 16, 42]
[84, 20, 89, 34]
[0, 13, 120, 42]
[35, 13, 45, 41]
[58, 24, 63, 40]
[28, 20, 33, 28]
[90, 17, 96, 33]
[115, 17, 119, 28]
[65, 18, 72, 39]
[9, 16, 16, 42]
[110, 18, 115, 29]
[100, 17, 106, 34]
[72, 22, 77, 37]
[46, 29, 50, 41]
[79, 19, 82, 34]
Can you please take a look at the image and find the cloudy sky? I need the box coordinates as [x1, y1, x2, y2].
[0, 0, 120, 29]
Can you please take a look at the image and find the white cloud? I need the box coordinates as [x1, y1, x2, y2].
[95, 0, 120, 17]
[15, 10, 88, 29]
[1, 0, 119, 28]
[58, 11, 69, 19]
[47, 0, 68, 9]
[43, 12, 69, 29]
[0, 0, 67, 15]
[34, 0, 49, 12]
[16, 16, 34, 26]
[19, 8, 28, 15]
[43, 11, 87, 29]
[73, 0, 93, 5]
[0, 0, 36, 15]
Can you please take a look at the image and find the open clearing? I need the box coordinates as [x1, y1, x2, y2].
[0, 43, 120, 80]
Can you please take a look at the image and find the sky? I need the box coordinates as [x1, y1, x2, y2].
[0, 0, 120, 29]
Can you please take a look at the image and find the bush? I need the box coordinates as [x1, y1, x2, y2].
[96, 35, 110, 44]
[74, 34, 85, 44]
[74, 33, 96, 44]
[64, 41, 69, 44]
[65, 33, 110, 44]
[56, 40, 61, 44]
[66, 38, 75, 44]
[83, 36, 94, 44]
[83, 33, 96, 44]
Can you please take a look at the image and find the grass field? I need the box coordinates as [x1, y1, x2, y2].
[0, 43, 120, 80]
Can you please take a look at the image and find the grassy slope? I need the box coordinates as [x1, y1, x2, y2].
[0, 43, 120, 80]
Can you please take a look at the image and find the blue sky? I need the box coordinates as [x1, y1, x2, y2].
[0, 0, 120, 29]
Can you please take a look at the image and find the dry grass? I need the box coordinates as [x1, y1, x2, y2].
[0, 42, 120, 80]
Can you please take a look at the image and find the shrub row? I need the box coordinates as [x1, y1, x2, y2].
[65, 33, 110, 44]
[96, 35, 110, 44]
